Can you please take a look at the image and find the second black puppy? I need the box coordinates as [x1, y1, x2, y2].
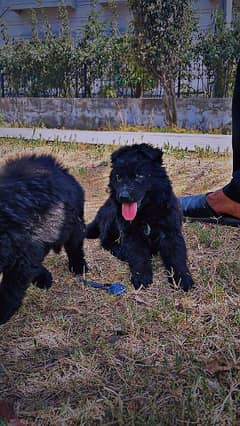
[0, 154, 87, 325]
[87, 143, 193, 291]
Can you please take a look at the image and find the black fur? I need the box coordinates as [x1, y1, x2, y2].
[87, 143, 193, 291]
[0, 154, 87, 325]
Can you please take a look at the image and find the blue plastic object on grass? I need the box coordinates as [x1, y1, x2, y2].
[80, 279, 126, 296]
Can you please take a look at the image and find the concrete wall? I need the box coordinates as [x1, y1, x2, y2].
[0, 97, 232, 131]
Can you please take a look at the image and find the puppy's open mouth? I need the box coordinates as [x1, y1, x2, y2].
[122, 202, 138, 221]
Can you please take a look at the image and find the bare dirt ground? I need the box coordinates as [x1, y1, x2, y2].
[0, 138, 239, 426]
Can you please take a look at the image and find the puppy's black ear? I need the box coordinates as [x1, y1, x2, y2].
[111, 146, 129, 164]
[111, 150, 120, 163]
[140, 144, 163, 162]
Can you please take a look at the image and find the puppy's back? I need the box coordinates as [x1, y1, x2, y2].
[0, 154, 84, 228]
[0, 154, 66, 180]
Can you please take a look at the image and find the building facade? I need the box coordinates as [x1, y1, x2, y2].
[0, 0, 237, 44]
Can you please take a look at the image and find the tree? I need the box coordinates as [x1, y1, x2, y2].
[0, 6, 77, 96]
[197, 10, 240, 98]
[128, 0, 195, 126]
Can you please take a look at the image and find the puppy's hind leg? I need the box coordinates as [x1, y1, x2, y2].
[86, 219, 100, 239]
[64, 222, 88, 275]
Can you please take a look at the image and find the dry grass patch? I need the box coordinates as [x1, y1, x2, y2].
[0, 138, 239, 426]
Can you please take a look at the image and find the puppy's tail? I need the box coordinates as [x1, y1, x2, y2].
[86, 220, 100, 239]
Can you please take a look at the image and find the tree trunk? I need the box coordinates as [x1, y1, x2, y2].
[213, 69, 225, 97]
[135, 81, 142, 98]
[161, 76, 178, 127]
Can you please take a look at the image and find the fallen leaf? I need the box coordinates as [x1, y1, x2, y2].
[132, 295, 150, 306]
[61, 305, 82, 314]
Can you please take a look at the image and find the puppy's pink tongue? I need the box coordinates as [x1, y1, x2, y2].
[122, 202, 137, 221]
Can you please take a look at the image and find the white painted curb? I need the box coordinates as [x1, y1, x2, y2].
[0, 127, 232, 153]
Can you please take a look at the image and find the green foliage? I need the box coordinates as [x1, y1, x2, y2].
[196, 10, 240, 97]
[77, 1, 108, 95]
[0, 6, 77, 96]
[0, 1, 193, 100]
[0, 2, 136, 97]
[1, 1, 238, 102]
[128, 0, 196, 79]
[128, 0, 196, 125]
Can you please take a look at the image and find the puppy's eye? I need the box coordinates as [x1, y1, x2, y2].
[116, 175, 122, 182]
[135, 174, 144, 180]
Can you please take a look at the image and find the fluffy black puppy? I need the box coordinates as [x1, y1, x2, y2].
[87, 143, 193, 291]
[0, 154, 87, 325]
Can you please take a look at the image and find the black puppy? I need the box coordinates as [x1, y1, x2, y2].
[87, 143, 193, 291]
[0, 154, 87, 325]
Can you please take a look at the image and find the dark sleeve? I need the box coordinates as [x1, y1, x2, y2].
[232, 59, 240, 172]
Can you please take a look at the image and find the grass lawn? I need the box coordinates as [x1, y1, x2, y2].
[0, 138, 239, 426]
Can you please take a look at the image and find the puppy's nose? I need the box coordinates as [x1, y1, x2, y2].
[119, 190, 131, 203]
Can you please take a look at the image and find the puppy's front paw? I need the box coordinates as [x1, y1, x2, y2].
[169, 273, 194, 292]
[33, 270, 52, 290]
[131, 273, 152, 290]
[180, 274, 194, 292]
[69, 259, 89, 275]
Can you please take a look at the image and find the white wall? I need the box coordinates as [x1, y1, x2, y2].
[0, 0, 130, 43]
[0, 0, 224, 45]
